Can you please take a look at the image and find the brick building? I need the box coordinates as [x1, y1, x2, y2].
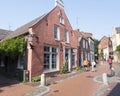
[1, 1, 79, 82]
[98, 36, 113, 61]
[74, 30, 91, 67]
[0, 0, 94, 82]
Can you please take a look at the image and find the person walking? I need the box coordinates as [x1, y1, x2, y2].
[91, 60, 96, 72]
[108, 56, 112, 69]
[83, 58, 89, 71]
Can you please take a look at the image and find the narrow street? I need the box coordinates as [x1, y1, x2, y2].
[0, 62, 119, 96]
[45, 62, 115, 96]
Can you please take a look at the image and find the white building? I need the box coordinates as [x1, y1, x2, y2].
[112, 27, 120, 62]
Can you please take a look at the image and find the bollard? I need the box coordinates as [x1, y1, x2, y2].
[102, 73, 108, 85]
[40, 73, 46, 86]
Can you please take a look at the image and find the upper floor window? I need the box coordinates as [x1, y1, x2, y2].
[64, 30, 69, 43]
[90, 41, 94, 51]
[59, 16, 64, 24]
[83, 39, 85, 48]
[86, 41, 88, 49]
[54, 25, 60, 40]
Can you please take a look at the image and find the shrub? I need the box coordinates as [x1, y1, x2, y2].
[76, 67, 82, 71]
[32, 75, 41, 82]
[60, 63, 68, 74]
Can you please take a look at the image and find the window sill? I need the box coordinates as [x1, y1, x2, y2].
[60, 23, 65, 26]
[43, 69, 59, 74]
[55, 39, 60, 41]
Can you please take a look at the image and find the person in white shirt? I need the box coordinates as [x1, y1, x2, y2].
[91, 60, 96, 72]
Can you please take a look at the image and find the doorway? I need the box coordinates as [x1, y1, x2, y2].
[65, 48, 70, 72]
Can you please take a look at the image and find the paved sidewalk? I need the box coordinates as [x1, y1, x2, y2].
[0, 75, 35, 96]
[45, 62, 110, 96]
[1, 62, 119, 96]
[97, 63, 120, 96]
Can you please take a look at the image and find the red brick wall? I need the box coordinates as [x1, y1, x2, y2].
[30, 6, 78, 77]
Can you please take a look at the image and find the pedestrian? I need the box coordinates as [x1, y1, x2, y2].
[96, 59, 98, 64]
[91, 60, 96, 72]
[83, 58, 89, 71]
[108, 56, 112, 69]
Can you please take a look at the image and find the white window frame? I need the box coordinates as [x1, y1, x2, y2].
[59, 16, 64, 24]
[54, 25, 60, 40]
[86, 41, 88, 49]
[83, 39, 85, 48]
[64, 31, 69, 43]
[44, 46, 59, 73]
[72, 52, 77, 68]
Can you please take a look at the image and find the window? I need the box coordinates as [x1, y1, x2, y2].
[72, 53, 76, 68]
[52, 47, 57, 69]
[44, 46, 50, 70]
[90, 41, 94, 51]
[44, 46, 58, 71]
[54, 25, 60, 40]
[83, 39, 85, 48]
[64, 31, 69, 42]
[17, 56, 24, 69]
[86, 41, 88, 49]
[59, 16, 64, 24]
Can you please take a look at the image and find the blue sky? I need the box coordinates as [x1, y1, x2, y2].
[0, 0, 120, 40]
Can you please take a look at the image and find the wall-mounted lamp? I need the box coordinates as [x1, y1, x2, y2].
[27, 32, 35, 49]
[29, 42, 34, 49]
[27, 30, 40, 49]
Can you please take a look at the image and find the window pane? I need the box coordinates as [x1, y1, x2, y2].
[44, 53, 50, 70]
[44, 46, 58, 71]
[72, 54, 76, 67]
[83, 40, 85, 48]
[44, 46, 50, 52]
[52, 54, 57, 69]
[59, 16, 64, 24]
[54, 25, 59, 39]
[64, 31, 68, 42]
[52, 47, 57, 52]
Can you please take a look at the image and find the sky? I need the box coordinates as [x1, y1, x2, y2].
[0, 0, 120, 40]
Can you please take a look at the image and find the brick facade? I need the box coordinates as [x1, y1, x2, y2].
[0, 5, 93, 82]
[29, 6, 78, 78]
[98, 36, 113, 60]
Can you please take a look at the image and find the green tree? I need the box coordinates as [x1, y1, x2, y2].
[116, 44, 120, 52]
[116, 44, 120, 62]
[94, 39, 99, 60]
[0, 36, 25, 60]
